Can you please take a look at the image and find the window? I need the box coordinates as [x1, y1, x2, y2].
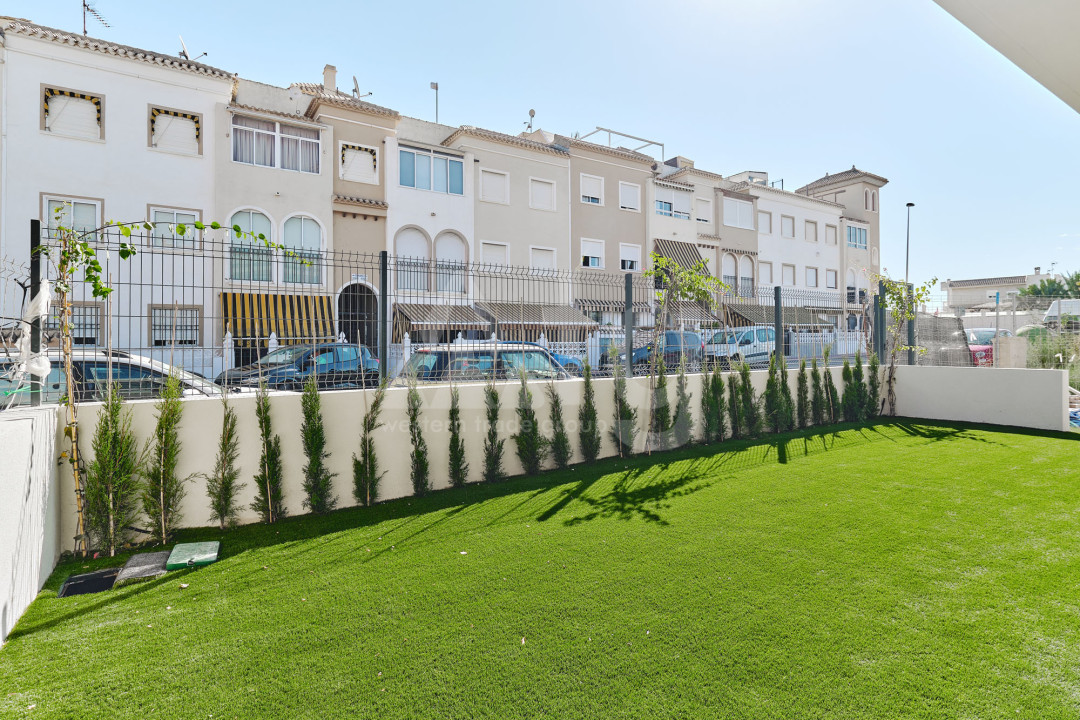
[806, 267, 818, 288]
[280, 125, 320, 173]
[150, 306, 201, 346]
[46, 303, 101, 345]
[781, 215, 795, 239]
[231, 115, 320, 173]
[759, 262, 773, 285]
[229, 210, 273, 282]
[480, 169, 510, 204]
[45, 197, 100, 240]
[722, 197, 754, 229]
[396, 227, 429, 291]
[400, 146, 464, 195]
[758, 211, 772, 234]
[481, 242, 507, 265]
[619, 243, 641, 271]
[872, 247, 879, 265]
[782, 264, 796, 286]
[655, 187, 691, 219]
[42, 87, 103, 140]
[695, 198, 712, 223]
[530, 247, 555, 271]
[864, 189, 870, 210]
[580, 238, 604, 268]
[580, 174, 604, 205]
[232, 116, 276, 168]
[805, 220, 818, 243]
[721, 254, 737, 289]
[847, 226, 868, 249]
[150, 107, 200, 155]
[871, 190, 877, 212]
[150, 208, 199, 250]
[825, 224, 837, 245]
[341, 144, 378, 184]
[618, 182, 641, 211]
[283, 216, 322, 284]
[826, 269, 838, 289]
[435, 232, 467, 293]
[529, 178, 555, 211]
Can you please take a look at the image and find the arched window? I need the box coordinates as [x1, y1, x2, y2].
[871, 247, 879, 266]
[230, 210, 272, 281]
[283, 216, 322, 284]
[721, 253, 737, 291]
[434, 232, 467, 293]
[395, 227, 429, 291]
[864, 189, 870, 210]
[738, 256, 754, 297]
[871, 190, 877, 212]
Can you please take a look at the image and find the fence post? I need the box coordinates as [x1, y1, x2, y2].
[906, 283, 916, 366]
[874, 280, 886, 360]
[379, 250, 389, 382]
[773, 285, 783, 363]
[624, 273, 633, 377]
[29, 219, 42, 407]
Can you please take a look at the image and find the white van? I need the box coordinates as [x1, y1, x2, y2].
[704, 325, 776, 369]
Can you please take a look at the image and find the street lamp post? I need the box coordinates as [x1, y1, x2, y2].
[904, 202, 915, 286]
[430, 82, 439, 123]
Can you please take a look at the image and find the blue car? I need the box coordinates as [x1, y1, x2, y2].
[502, 342, 584, 375]
[215, 342, 379, 391]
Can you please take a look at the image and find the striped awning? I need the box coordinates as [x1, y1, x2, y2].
[475, 302, 597, 327]
[575, 298, 653, 313]
[221, 292, 336, 348]
[653, 238, 706, 273]
[666, 300, 721, 323]
[723, 303, 826, 326]
[394, 303, 488, 330]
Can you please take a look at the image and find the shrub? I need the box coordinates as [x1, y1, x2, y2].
[141, 373, 187, 544]
[810, 359, 825, 426]
[84, 385, 140, 556]
[727, 370, 743, 439]
[739, 362, 762, 437]
[651, 358, 671, 451]
[206, 396, 244, 530]
[778, 358, 795, 432]
[672, 357, 693, 447]
[841, 360, 857, 422]
[822, 349, 840, 424]
[578, 362, 602, 464]
[353, 383, 387, 506]
[513, 371, 547, 475]
[611, 354, 638, 456]
[547, 382, 571, 470]
[712, 370, 727, 442]
[868, 352, 881, 418]
[700, 364, 718, 443]
[406, 373, 430, 495]
[483, 382, 505, 482]
[447, 387, 469, 488]
[853, 351, 868, 422]
[300, 375, 337, 514]
[796, 360, 809, 430]
[252, 382, 285, 523]
[764, 354, 781, 433]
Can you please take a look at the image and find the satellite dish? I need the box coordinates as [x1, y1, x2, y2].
[529, 109, 535, 118]
[178, 35, 190, 60]
[353, 76, 360, 98]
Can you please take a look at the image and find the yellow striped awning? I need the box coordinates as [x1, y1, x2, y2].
[220, 292, 336, 348]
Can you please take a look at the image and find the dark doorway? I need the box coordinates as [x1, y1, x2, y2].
[338, 283, 379, 349]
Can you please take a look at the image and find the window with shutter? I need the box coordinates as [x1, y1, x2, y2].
[805, 221, 818, 243]
[580, 238, 604, 268]
[781, 215, 795, 238]
[150, 108, 200, 154]
[672, 191, 691, 220]
[480, 169, 509, 204]
[619, 244, 641, 271]
[825, 224, 837, 245]
[580, 174, 603, 205]
[531, 247, 555, 269]
[826, 269, 838, 289]
[806, 267, 818, 287]
[44, 92, 102, 140]
[482, 242, 507, 265]
[723, 198, 755, 230]
[759, 262, 773, 285]
[529, 178, 555, 211]
[618, 182, 640, 211]
[341, 144, 378, 183]
[782, 264, 796, 286]
[758, 211, 772, 233]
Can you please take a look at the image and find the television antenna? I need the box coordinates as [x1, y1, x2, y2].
[178, 35, 208, 62]
[524, 108, 535, 132]
[352, 76, 372, 99]
[82, 1, 110, 36]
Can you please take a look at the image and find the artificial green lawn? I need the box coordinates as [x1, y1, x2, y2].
[2, 420, 1079, 719]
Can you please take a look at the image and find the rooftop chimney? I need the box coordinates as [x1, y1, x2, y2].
[1035, 266, 1041, 275]
[323, 64, 337, 92]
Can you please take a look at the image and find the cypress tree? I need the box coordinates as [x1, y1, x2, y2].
[700, 364, 718, 443]
[406, 373, 430, 495]
[206, 396, 244, 530]
[778, 358, 795, 432]
[547, 382, 571, 470]
[483, 382, 505, 482]
[84, 385, 140, 556]
[764, 354, 781, 433]
[142, 373, 187, 544]
[841, 360, 856, 422]
[672, 357, 693, 447]
[353, 383, 387, 505]
[611, 354, 638, 456]
[712, 370, 728, 441]
[447, 387, 469, 488]
[513, 371, 546, 475]
[300, 375, 337, 513]
[796, 359, 810, 430]
[578, 362, 602, 464]
[810, 359, 825, 427]
[868, 352, 881, 418]
[853, 350, 868, 422]
[252, 382, 285, 522]
[727, 370, 743, 439]
[823, 361, 840, 424]
[651, 358, 671, 451]
[739, 362, 762, 437]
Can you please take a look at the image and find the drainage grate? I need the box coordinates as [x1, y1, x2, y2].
[57, 568, 120, 598]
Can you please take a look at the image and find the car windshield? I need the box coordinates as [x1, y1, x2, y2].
[710, 332, 737, 344]
[257, 346, 310, 366]
[968, 330, 997, 345]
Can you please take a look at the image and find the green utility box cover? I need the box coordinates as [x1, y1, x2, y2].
[166, 541, 221, 570]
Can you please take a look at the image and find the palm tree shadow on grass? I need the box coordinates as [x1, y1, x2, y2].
[561, 465, 713, 527]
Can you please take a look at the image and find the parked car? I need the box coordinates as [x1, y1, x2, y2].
[216, 343, 379, 391]
[0, 350, 231, 407]
[705, 325, 776, 369]
[603, 331, 703, 371]
[402, 343, 568, 382]
[966, 328, 1013, 367]
[500, 341, 584, 375]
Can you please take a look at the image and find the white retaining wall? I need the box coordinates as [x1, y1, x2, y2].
[0, 408, 58, 646]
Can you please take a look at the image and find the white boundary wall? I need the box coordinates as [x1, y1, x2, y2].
[0, 408, 58, 646]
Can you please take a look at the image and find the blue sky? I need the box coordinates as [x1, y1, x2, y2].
[8, 0, 1079, 287]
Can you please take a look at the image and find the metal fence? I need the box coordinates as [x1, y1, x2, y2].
[5, 221, 1076, 407]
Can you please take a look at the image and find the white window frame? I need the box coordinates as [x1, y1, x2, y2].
[695, 197, 713, 224]
[805, 220, 818, 243]
[231, 114, 321, 174]
[805, 267, 818, 288]
[481, 241, 509, 266]
[847, 225, 868, 250]
[339, 142, 379, 184]
[580, 238, 605, 269]
[398, 145, 465, 195]
[826, 269, 838, 289]
[44, 195, 102, 240]
[722, 197, 755, 230]
[825, 224, 838, 245]
[759, 261, 773, 285]
[781, 214, 795, 239]
[580, 173, 604, 206]
[782, 263, 796, 287]
[619, 243, 642, 272]
[529, 245, 558, 275]
[655, 187, 692, 220]
[228, 208, 275, 284]
[528, 177, 556, 212]
[149, 206, 201, 250]
[480, 168, 511, 205]
[758, 210, 772, 234]
[618, 181, 641, 212]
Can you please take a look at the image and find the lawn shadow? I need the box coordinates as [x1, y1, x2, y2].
[560, 462, 713, 527]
